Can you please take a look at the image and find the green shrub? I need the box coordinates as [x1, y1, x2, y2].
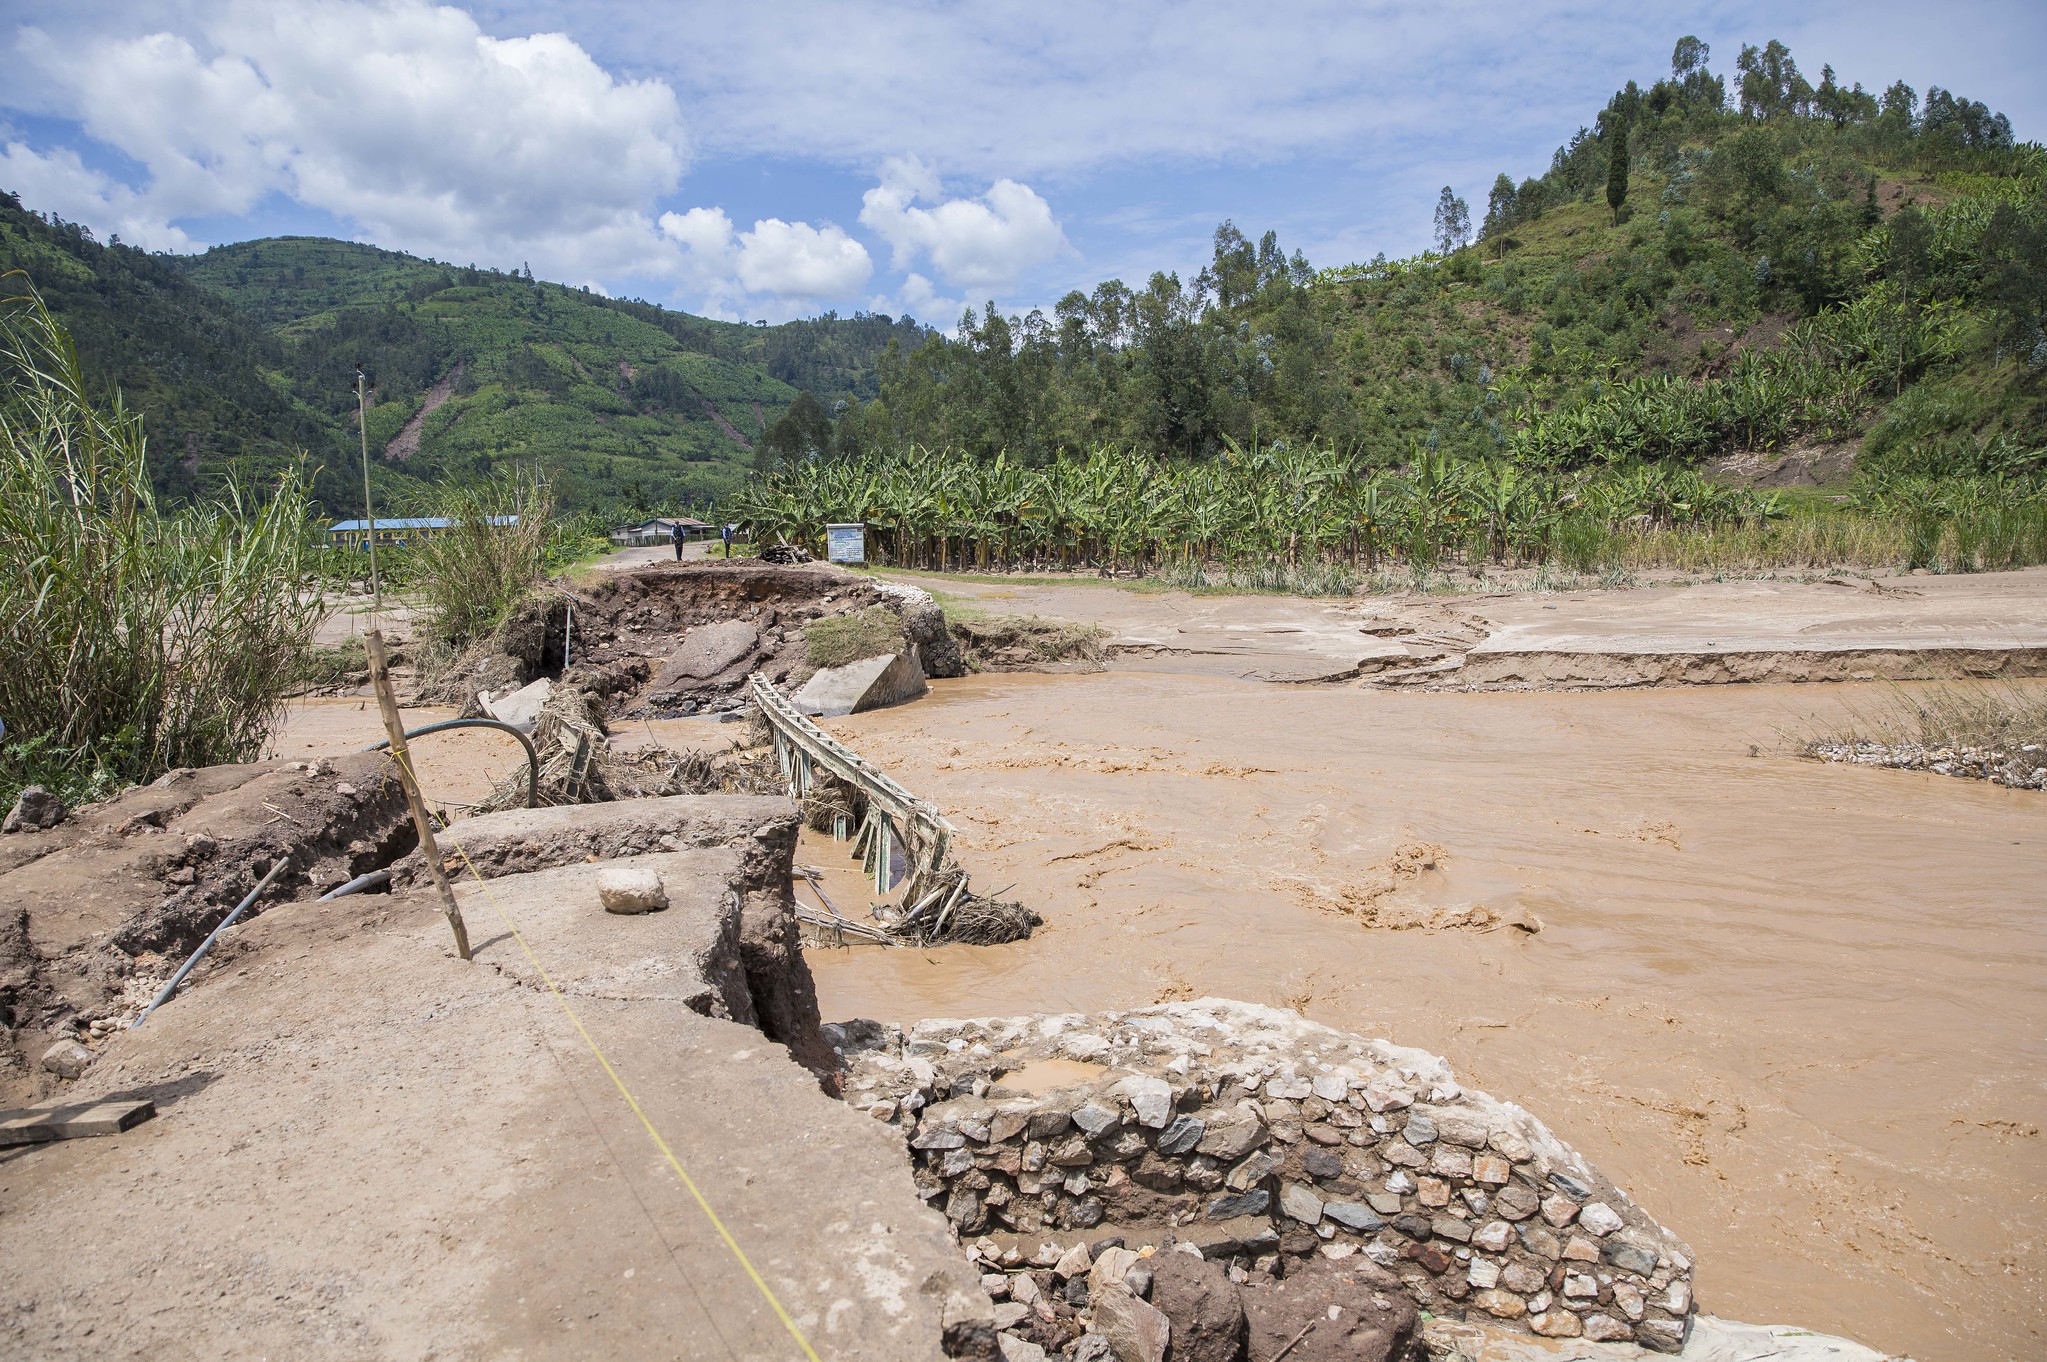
[406, 471, 556, 646]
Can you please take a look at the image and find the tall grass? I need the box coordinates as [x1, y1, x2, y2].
[0, 288, 324, 806]
[404, 472, 556, 646]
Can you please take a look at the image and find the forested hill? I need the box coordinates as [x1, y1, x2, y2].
[826, 38, 2043, 485]
[0, 199, 928, 514]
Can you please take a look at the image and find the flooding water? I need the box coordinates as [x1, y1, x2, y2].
[804, 672, 2047, 1362]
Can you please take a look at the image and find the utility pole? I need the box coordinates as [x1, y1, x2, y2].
[356, 365, 382, 612]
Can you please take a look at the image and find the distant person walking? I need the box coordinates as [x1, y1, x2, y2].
[671, 519, 686, 560]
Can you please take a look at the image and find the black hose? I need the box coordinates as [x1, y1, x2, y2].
[363, 718, 540, 809]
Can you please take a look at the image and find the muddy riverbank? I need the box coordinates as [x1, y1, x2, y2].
[805, 673, 2046, 1362]
[892, 565, 2047, 687]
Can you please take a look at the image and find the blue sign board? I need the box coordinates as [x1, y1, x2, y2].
[826, 523, 866, 564]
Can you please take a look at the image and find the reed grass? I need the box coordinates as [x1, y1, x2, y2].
[404, 471, 556, 646]
[0, 289, 324, 805]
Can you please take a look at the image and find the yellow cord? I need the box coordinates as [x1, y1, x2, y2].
[400, 751, 823, 1362]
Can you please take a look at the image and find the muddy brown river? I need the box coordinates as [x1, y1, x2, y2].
[804, 673, 2045, 1362]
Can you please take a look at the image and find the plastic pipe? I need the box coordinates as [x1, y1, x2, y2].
[363, 717, 540, 809]
[132, 855, 292, 1028]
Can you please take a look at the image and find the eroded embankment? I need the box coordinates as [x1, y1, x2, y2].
[878, 566, 2047, 694]
[0, 788, 993, 1361]
[0, 752, 415, 1106]
[423, 560, 964, 721]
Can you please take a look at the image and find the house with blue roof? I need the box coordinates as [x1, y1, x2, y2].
[327, 515, 519, 549]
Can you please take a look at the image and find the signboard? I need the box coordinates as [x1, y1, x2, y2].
[826, 522, 866, 564]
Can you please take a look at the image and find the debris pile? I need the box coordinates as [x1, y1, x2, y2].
[1803, 738, 2047, 790]
[835, 999, 1697, 1356]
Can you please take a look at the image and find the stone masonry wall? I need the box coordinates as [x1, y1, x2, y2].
[835, 999, 1697, 1353]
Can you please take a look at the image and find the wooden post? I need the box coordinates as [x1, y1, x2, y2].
[365, 629, 472, 961]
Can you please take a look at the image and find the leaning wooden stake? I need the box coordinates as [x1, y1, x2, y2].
[365, 629, 472, 961]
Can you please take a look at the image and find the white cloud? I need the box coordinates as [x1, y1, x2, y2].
[736, 218, 872, 297]
[859, 155, 1065, 291]
[875, 271, 965, 329]
[0, 141, 192, 251]
[658, 205, 870, 318]
[11, 0, 690, 279]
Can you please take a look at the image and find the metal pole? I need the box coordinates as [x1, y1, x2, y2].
[133, 855, 292, 1027]
[356, 366, 382, 613]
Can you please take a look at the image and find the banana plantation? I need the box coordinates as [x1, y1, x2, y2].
[732, 442, 2043, 582]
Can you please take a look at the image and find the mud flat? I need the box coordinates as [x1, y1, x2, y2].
[807, 673, 2047, 1362]
[895, 566, 2047, 689]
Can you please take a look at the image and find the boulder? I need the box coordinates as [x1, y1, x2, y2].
[1092, 1284, 1170, 1362]
[671, 620, 761, 680]
[1240, 1257, 1417, 1362]
[3, 785, 66, 834]
[1146, 1251, 1246, 1362]
[596, 866, 668, 914]
[793, 652, 928, 717]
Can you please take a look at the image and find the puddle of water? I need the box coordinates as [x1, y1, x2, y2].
[994, 1057, 1109, 1095]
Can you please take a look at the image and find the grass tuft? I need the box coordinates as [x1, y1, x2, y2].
[802, 606, 907, 670]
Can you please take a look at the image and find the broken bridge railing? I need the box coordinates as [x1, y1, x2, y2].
[749, 673, 963, 915]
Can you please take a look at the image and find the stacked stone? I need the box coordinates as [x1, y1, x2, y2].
[834, 999, 1695, 1353]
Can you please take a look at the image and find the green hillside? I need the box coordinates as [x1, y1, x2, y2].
[0, 193, 334, 503]
[0, 202, 928, 516]
[832, 38, 2043, 486]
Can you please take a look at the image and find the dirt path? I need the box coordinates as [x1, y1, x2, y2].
[804, 673, 2047, 1362]
[585, 538, 725, 573]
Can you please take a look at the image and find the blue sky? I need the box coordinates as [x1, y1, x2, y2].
[3, 1, 2042, 328]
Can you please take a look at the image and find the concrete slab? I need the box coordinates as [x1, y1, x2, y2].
[480, 676, 552, 731]
[392, 793, 799, 888]
[453, 851, 755, 1018]
[0, 890, 993, 1361]
[793, 652, 929, 716]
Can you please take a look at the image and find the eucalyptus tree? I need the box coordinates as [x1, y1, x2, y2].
[1433, 188, 1471, 255]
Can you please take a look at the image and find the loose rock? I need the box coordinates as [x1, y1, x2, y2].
[1092, 1285, 1170, 1362]
[3, 785, 66, 834]
[596, 866, 668, 914]
[1145, 1251, 1246, 1362]
[41, 1039, 93, 1079]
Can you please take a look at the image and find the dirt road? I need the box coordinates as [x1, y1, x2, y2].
[806, 672, 2047, 1362]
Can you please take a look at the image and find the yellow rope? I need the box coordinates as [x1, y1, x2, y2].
[399, 751, 823, 1362]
